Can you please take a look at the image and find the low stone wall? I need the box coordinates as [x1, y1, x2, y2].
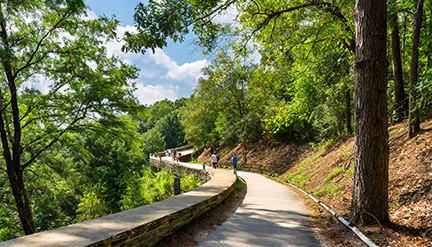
[0, 159, 237, 247]
[150, 156, 212, 182]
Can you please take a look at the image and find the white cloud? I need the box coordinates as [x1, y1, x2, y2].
[105, 25, 140, 64]
[84, 10, 98, 21]
[213, 5, 238, 24]
[26, 74, 52, 94]
[104, 26, 208, 86]
[135, 84, 177, 106]
[166, 59, 208, 85]
[151, 49, 208, 85]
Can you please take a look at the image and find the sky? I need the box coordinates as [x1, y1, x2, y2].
[85, 0, 210, 106]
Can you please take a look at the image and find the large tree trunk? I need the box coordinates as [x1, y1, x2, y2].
[351, 0, 389, 225]
[390, 14, 407, 123]
[408, 0, 424, 138]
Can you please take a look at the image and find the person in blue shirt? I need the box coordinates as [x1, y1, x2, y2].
[232, 154, 237, 174]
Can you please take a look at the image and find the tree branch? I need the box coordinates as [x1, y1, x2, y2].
[13, 13, 70, 78]
[21, 115, 85, 170]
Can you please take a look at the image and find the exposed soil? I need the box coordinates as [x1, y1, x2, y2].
[156, 178, 247, 247]
[196, 118, 432, 246]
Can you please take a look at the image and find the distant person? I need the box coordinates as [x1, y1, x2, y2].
[176, 151, 181, 163]
[210, 153, 218, 169]
[232, 154, 237, 174]
[168, 149, 172, 158]
[172, 149, 176, 162]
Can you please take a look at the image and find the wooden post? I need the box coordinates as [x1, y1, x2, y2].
[174, 177, 181, 195]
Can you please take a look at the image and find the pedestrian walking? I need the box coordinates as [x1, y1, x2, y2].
[210, 153, 218, 169]
[232, 154, 237, 174]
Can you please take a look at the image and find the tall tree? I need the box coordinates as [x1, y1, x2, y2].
[123, 0, 355, 55]
[351, 0, 389, 225]
[212, 53, 257, 164]
[154, 112, 186, 149]
[389, 12, 407, 123]
[0, 1, 138, 234]
[408, 0, 424, 137]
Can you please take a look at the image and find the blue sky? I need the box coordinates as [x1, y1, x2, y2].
[85, 0, 209, 106]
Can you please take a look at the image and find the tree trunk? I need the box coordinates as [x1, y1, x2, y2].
[390, 14, 407, 123]
[0, 109, 35, 235]
[408, 0, 424, 138]
[345, 88, 352, 135]
[0, 15, 36, 233]
[6, 161, 36, 235]
[351, 0, 389, 225]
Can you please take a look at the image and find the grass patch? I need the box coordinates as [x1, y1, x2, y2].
[314, 182, 346, 196]
[312, 138, 335, 150]
[324, 166, 345, 183]
[346, 162, 354, 176]
[301, 150, 323, 168]
[281, 169, 314, 188]
[188, 160, 204, 165]
[233, 178, 245, 198]
[342, 146, 354, 158]
[388, 126, 400, 136]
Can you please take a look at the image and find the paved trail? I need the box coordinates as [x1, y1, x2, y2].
[198, 171, 323, 247]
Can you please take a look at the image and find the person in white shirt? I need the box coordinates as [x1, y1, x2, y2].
[210, 153, 219, 169]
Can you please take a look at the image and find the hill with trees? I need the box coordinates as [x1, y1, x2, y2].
[2, 0, 432, 246]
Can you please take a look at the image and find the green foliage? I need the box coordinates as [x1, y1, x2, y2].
[324, 167, 345, 184]
[181, 51, 263, 147]
[80, 130, 145, 212]
[123, 0, 232, 54]
[314, 182, 346, 197]
[281, 170, 315, 189]
[0, 0, 141, 234]
[154, 112, 186, 149]
[75, 184, 109, 222]
[0, 196, 22, 241]
[142, 127, 166, 160]
[137, 98, 186, 150]
[180, 93, 219, 148]
[120, 167, 204, 210]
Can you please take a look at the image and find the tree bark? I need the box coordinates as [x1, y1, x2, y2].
[408, 0, 424, 138]
[6, 161, 36, 235]
[345, 88, 352, 135]
[351, 0, 389, 225]
[390, 14, 407, 123]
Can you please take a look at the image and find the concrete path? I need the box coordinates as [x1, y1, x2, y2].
[197, 171, 323, 247]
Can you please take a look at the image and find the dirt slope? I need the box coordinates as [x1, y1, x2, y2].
[198, 119, 432, 246]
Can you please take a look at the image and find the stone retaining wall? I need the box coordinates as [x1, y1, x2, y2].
[0, 158, 237, 247]
[150, 156, 212, 182]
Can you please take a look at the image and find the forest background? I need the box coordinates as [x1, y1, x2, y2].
[1, 0, 432, 243]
